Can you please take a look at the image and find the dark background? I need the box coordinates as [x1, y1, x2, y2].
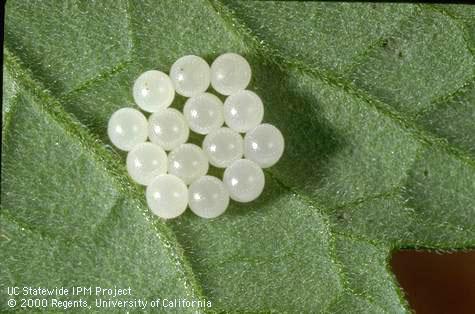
[391, 251, 475, 314]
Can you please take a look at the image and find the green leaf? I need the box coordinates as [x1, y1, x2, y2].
[2, 1, 474, 312]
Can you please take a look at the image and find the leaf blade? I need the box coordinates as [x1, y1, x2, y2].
[2, 1, 475, 313]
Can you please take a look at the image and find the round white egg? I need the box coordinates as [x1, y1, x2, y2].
[244, 123, 284, 168]
[146, 174, 188, 219]
[126, 142, 167, 185]
[210, 53, 251, 95]
[170, 55, 210, 97]
[188, 176, 230, 219]
[168, 144, 209, 185]
[202, 127, 243, 168]
[107, 107, 148, 151]
[223, 159, 265, 203]
[148, 108, 189, 151]
[223, 90, 264, 133]
[183, 93, 224, 135]
[133, 70, 175, 112]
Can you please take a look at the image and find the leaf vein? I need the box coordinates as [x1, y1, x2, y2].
[209, 0, 475, 171]
[3, 48, 208, 308]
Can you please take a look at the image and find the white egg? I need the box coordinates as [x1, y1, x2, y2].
[224, 90, 264, 133]
[146, 174, 188, 219]
[133, 70, 175, 112]
[148, 108, 189, 151]
[168, 144, 209, 185]
[202, 127, 243, 168]
[107, 107, 148, 151]
[170, 55, 210, 97]
[126, 142, 167, 185]
[223, 159, 265, 203]
[183, 93, 224, 135]
[244, 123, 284, 168]
[188, 176, 230, 219]
[210, 53, 251, 95]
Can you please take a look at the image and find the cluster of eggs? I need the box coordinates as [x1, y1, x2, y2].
[107, 53, 284, 219]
